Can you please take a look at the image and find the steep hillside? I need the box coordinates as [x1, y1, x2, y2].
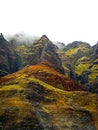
[58, 41, 91, 77]
[0, 34, 98, 129]
[0, 34, 64, 77]
[11, 35, 65, 74]
[87, 43, 98, 92]
[58, 41, 98, 93]
[0, 34, 98, 93]
[0, 62, 84, 91]
[21, 35, 64, 74]
[0, 64, 98, 130]
[0, 33, 16, 77]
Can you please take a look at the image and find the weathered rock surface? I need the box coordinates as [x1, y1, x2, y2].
[0, 33, 16, 77]
[0, 34, 65, 77]
[23, 35, 65, 74]
[58, 41, 98, 93]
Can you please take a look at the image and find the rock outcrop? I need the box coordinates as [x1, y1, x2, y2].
[22, 35, 65, 74]
[58, 41, 98, 93]
[0, 34, 64, 76]
[0, 33, 16, 76]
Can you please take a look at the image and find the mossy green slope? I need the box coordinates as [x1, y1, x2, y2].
[58, 41, 98, 93]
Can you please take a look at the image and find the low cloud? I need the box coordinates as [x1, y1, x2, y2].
[5, 32, 39, 45]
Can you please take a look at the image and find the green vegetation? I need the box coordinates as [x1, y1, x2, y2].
[77, 56, 90, 63]
[26, 77, 65, 93]
[65, 45, 89, 56]
[65, 48, 80, 56]
[88, 65, 98, 83]
[75, 63, 90, 76]
[0, 84, 23, 91]
[0, 63, 98, 129]
[0, 34, 98, 129]
[60, 41, 98, 93]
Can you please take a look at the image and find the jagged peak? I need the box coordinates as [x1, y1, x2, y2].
[0, 33, 4, 39]
[65, 41, 91, 50]
[71, 41, 90, 47]
[41, 35, 49, 39]
[39, 35, 50, 41]
[0, 33, 7, 43]
[33, 34, 52, 46]
[33, 35, 50, 45]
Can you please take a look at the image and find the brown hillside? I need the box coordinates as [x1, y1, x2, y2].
[0, 62, 84, 91]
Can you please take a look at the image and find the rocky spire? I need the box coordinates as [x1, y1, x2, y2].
[40, 35, 49, 39]
[38, 35, 50, 44]
[0, 33, 5, 41]
[0, 33, 4, 37]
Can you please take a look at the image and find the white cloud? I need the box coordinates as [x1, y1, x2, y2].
[0, 0, 98, 45]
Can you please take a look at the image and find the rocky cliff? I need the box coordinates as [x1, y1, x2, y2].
[23, 35, 65, 74]
[58, 41, 98, 93]
[0, 33, 16, 76]
[0, 34, 98, 129]
[0, 34, 64, 76]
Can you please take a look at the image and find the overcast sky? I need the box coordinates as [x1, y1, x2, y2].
[0, 0, 98, 45]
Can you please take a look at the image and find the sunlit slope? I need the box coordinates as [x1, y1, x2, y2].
[0, 62, 84, 91]
[0, 63, 98, 129]
[58, 41, 98, 93]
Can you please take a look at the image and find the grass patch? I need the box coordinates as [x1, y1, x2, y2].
[65, 46, 89, 56]
[65, 48, 79, 56]
[75, 63, 90, 76]
[88, 65, 98, 83]
[0, 84, 23, 91]
[26, 77, 65, 93]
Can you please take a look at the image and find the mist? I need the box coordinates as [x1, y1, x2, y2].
[5, 32, 39, 45]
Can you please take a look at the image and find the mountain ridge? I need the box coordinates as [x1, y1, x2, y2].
[58, 41, 98, 93]
[0, 33, 98, 93]
[0, 34, 64, 76]
[0, 33, 98, 129]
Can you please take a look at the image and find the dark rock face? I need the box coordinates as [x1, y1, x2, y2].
[0, 33, 97, 93]
[64, 41, 91, 50]
[0, 33, 16, 76]
[58, 41, 98, 93]
[0, 34, 64, 76]
[92, 43, 98, 58]
[23, 35, 65, 74]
